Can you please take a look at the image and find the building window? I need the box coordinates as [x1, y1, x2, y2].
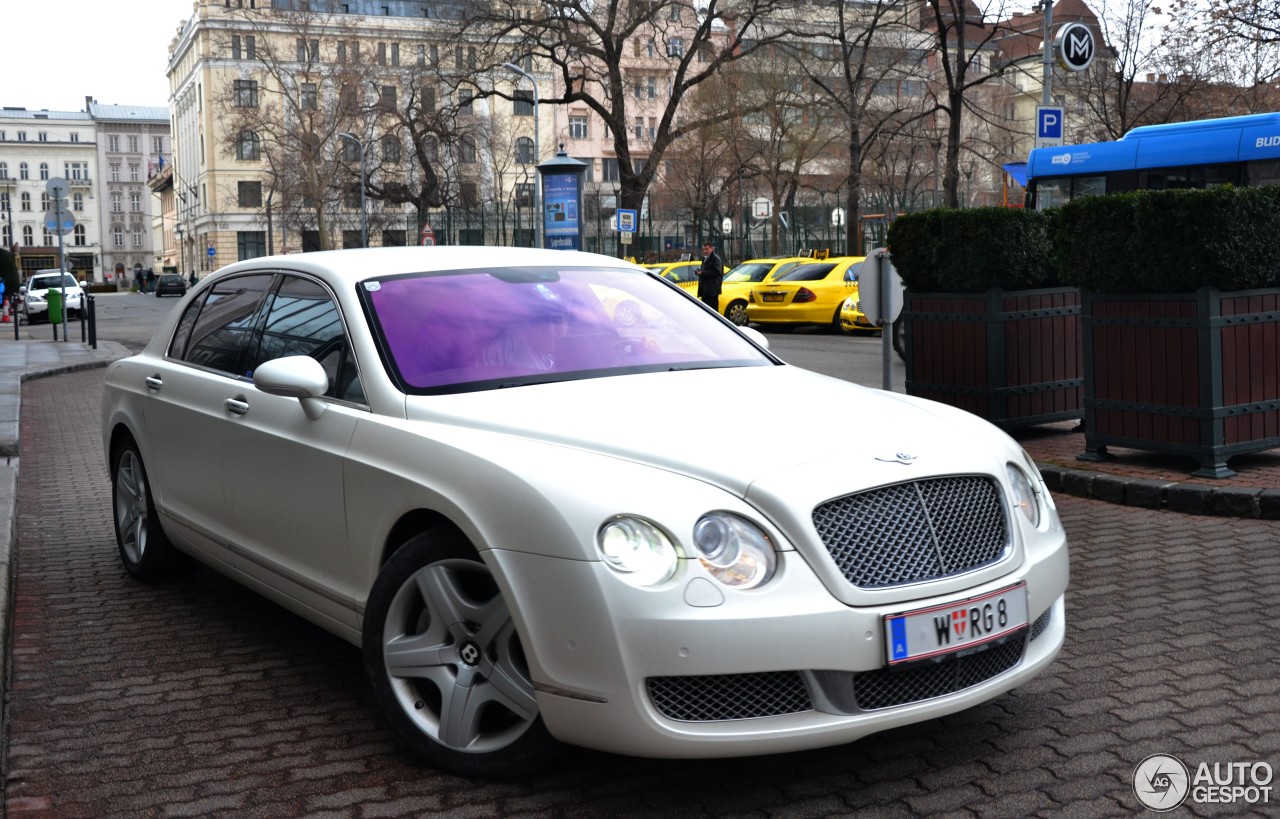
[381, 134, 401, 163]
[569, 115, 588, 139]
[22, 225, 33, 246]
[19, 162, 29, 180]
[420, 85, 436, 112]
[73, 224, 86, 246]
[301, 83, 318, 110]
[391, 43, 400, 66]
[514, 90, 533, 116]
[238, 181, 263, 208]
[0, 192, 6, 211]
[514, 182, 533, 207]
[0, 163, 6, 179]
[458, 89, 473, 115]
[237, 231, 267, 261]
[575, 156, 594, 183]
[110, 163, 120, 181]
[40, 193, 49, 211]
[38, 131, 48, 142]
[112, 193, 123, 212]
[153, 136, 163, 153]
[130, 192, 142, 212]
[515, 136, 535, 164]
[73, 192, 84, 211]
[130, 163, 140, 181]
[234, 80, 259, 108]
[232, 35, 241, 59]
[129, 135, 139, 152]
[132, 225, 144, 248]
[71, 132, 80, 142]
[109, 135, 119, 152]
[459, 136, 477, 163]
[17, 132, 26, 141]
[1, 223, 8, 247]
[237, 131, 261, 160]
[668, 38, 684, 57]
[602, 158, 619, 182]
[246, 35, 256, 59]
[342, 139, 360, 163]
[20, 192, 31, 211]
[39, 162, 49, 180]
[296, 38, 318, 62]
[339, 85, 357, 114]
[377, 42, 387, 65]
[380, 85, 397, 112]
[112, 226, 124, 248]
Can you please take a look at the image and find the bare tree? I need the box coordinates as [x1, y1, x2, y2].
[472, 0, 800, 217]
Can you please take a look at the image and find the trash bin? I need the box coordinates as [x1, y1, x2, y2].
[47, 288, 62, 325]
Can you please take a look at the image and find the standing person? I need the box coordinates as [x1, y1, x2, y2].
[696, 241, 723, 312]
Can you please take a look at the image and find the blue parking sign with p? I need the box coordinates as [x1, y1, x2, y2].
[1036, 106, 1064, 147]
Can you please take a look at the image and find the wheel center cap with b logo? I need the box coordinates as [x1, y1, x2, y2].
[459, 641, 482, 666]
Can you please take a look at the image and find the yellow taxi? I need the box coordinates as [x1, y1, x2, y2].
[717, 257, 808, 325]
[838, 292, 882, 335]
[643, 260, 702, 294]
[746, 256, 867, 331]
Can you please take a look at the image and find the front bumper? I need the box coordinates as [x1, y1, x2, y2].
[488, 532, 1068, 759]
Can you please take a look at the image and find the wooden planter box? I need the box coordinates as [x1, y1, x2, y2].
[902, 286, 1083, 429]
[1079, 287, 1280, 478]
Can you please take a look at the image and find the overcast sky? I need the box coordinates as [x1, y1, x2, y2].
[3, 0, 189, 112]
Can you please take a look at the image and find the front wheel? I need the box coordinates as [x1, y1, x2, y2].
[725, 300, 749, 326]
[363, 529, 561, 778]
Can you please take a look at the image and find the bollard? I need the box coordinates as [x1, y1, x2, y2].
[87, 294, 97, 349]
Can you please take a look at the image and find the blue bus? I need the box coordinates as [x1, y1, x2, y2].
[1024, 112, 1280, 209]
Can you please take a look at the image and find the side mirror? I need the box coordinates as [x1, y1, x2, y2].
[78, 280, 87, 288]
[253, 355, 330, 420]
[19, 286, 26, 295]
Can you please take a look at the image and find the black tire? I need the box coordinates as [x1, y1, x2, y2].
[111, 440, 189, 581]
[830, 307, 846, 334]
[363, 528, 561, 778]
[725, 300, 749, 326]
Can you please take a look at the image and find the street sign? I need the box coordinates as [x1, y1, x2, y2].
[420, 222, 436, 246]
[207, 246, 216, 257]
[1036, 105, 1065, 149]
[43, 209, 76, 235]
[857, 248, 904, 326]
[620, 231, 633, 245]
[1054, 22, 1097, 72]
[617, 208, 638, 233]
[45, 177, 70, 200]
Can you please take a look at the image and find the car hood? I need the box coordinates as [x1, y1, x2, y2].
[408, 364, 1017, 502]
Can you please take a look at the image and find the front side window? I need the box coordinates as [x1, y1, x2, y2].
[251, 276, 363, 401]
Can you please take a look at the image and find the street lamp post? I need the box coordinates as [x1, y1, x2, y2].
[503, 62, 541, 249]
[337, 132, 368, 248]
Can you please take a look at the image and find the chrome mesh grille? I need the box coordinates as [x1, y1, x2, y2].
[812, 476, 1009, 589]
[852, 639, 1024, 711]
[647, 672, 813, 722]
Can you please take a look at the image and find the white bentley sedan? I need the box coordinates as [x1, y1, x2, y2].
[101, 246, 1069, 778]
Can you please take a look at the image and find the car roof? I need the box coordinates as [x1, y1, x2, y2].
[211, 246, 648, 285]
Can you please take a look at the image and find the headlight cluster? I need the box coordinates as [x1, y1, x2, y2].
[597, 512, 777, 590]
[1006, 462, 1042, 528]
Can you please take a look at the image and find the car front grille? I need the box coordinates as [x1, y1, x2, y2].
[647, 672, 813, 722]
[812, 476, 1010, 589]
[851, 638, 1025, 711]
[1029, 607, 1053, 642]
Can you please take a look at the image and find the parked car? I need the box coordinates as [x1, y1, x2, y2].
[21, 270, 84, 323]
[746, 256, 865, 331]
[154, 274, 188, 298]
[101, 246, 1068, 779]
[643, 260, 701, 293]
[718, 257, 807, 325]
[839, 292, 882, 334]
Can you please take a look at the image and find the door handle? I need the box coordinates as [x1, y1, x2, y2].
[144, 375, 163, 391]
[225, 397, 250, 416]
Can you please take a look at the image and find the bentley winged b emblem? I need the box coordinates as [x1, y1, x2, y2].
[875, 452, 917, 465]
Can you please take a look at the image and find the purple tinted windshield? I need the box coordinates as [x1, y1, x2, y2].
[364, 266, 772, 391]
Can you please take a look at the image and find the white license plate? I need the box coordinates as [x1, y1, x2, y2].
[884, 582, 1028, 666]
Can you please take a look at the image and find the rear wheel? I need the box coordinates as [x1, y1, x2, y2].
[111, 440, 189, 581]
[363, 528, 560, 778]
[725, 300, 749, 326]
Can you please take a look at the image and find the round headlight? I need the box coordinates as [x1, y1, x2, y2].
[597, 517, 678, 587]
[1006, 463, 1041, 528]
[692, 513, 776, 589]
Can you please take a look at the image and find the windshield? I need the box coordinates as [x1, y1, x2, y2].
[724, 262, 776, 283]
[362, 265, 774, 393]
[30, 274, 76, 289]
[775, 263, 837, 282]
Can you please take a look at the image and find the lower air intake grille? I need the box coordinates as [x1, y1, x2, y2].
[1029, 608, 1053, 642]
[647, 672, 813, 722]
[852, 638, 1025, 710]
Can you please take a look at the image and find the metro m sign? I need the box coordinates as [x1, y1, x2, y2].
[1054, 22, 1096, 72]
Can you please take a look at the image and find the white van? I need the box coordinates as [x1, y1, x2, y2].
[21, 269, 85, 323]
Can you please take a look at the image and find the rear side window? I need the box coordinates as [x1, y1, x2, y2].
[176, 274, 275, 377]
[776, 263, 836, 282]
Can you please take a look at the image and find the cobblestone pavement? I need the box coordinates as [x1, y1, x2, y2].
[6, 369, 1279, 817]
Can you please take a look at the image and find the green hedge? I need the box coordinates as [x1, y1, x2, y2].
[887, 186, 1280, 294]
[886, 207, 1060, 292]
[1055, 186, 1280, 293]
